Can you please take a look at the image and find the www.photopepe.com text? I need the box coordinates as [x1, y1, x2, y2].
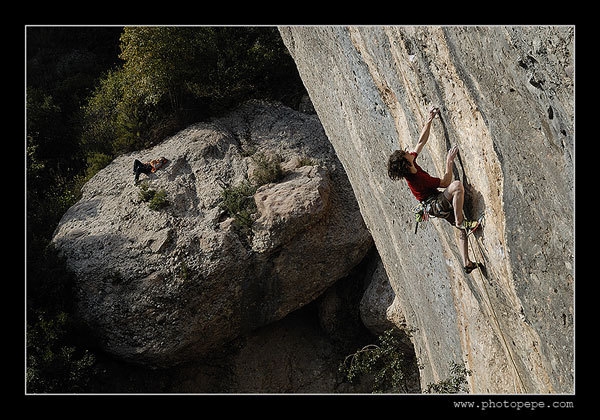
[453, 399, 574, 411]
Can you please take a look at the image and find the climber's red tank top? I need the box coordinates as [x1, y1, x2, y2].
[404, 152, 441, 202]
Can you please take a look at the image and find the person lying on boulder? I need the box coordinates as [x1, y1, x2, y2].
[387, 106, 481, 274]
[133, 157, 168, 184]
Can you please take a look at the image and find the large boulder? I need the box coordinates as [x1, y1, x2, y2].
[279, 26, 574, 393]
[52, 100, 372, 367]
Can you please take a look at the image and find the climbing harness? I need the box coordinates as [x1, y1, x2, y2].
[413, 202, 429, 233]
[413, 194, 453, 234]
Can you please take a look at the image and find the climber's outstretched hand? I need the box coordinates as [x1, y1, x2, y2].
[447, 144, 459, 163]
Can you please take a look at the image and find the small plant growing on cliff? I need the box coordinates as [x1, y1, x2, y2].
[138, 181, 170, 211]
[298, 155, 315, 167]
[423, 361, 472, 394]
[339, 329, 417, 393]
[220, 152, 285, 236]
[250, 152, 284, 185]
[220, 181, 257, 235]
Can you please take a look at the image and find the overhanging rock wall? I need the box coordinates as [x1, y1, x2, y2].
[279, 26, 574, 393]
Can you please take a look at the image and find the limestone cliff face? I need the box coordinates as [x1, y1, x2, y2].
[279, 26, 574, 393]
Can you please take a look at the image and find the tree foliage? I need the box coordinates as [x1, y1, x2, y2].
[424, 361, 472, 394]
[26, 311, 97, 393]
[339, 329, 418, 393]
[82, 26, 304, 159]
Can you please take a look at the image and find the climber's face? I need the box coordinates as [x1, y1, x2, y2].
[404, 151, 414, 165]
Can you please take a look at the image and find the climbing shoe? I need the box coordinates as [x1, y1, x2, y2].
[464, 262, 482, 274]
[456, 219, 480, 232]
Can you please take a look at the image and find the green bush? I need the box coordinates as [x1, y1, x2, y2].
[26, 311, 97, 393]
[85, 152, 113, 180]
[339, 329, 417, 393]
[220, 152, 285, 236]
[220, 181, 258, 235]
[298, 155, 315, 167]
[250, 152, 283, 186]
[148, 189, 170, 211]
[137, 182, 170, 211]
[424, 361, 472, 394]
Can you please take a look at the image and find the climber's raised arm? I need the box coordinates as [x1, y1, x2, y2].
[439, 145, 458, 188]
[412, 106, 439, 155]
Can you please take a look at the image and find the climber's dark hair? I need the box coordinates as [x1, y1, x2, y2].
[388, 150, 412, 180]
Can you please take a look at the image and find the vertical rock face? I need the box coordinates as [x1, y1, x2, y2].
[279, 26, 574, 393]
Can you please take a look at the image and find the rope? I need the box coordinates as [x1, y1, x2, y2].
[466, 232, 527, 392]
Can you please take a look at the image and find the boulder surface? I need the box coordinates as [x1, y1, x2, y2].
[52, 100, 372, 367]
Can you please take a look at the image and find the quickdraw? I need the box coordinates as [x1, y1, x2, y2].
[413, 201, 430, 233]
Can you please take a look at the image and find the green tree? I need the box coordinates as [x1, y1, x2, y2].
[26, 26, 122, 393]
[81, 26, 305, 161]
[339, 329, 418, 393]
[26, 243, 97, 393]
[119, 26, 212, 111]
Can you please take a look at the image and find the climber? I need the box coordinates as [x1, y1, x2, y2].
[387, 106, 481, 274]
[133, 157, 168, 184]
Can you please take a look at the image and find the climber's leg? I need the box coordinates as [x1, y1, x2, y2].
[457, 229, 471, 266]
[457, 230, 481, 273]
[443, 180, 465, 226]
[443, 181, 479, 273]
